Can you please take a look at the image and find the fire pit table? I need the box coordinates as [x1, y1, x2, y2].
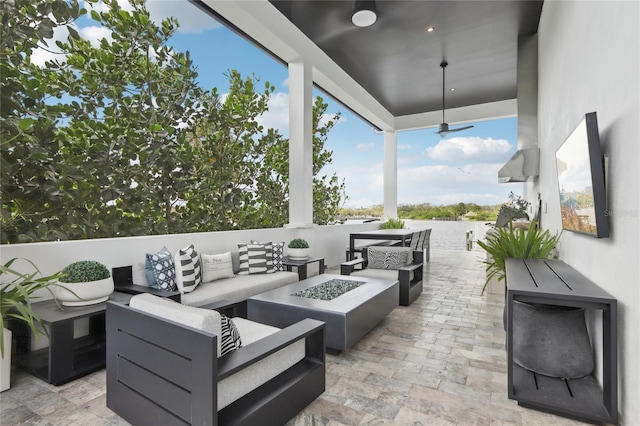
[247, 274, 398, 352]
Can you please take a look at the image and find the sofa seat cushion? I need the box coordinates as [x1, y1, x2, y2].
[351, 268, 414, 282]
[217, 318, 306, 410]
[181, 271, 299, 307]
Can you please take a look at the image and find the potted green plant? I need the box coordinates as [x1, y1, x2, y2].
[287, 238, 310, 260]
[477, 220, 561, 295]
[56, 261, 113, 307]
[379, 218, 405, 229]
[1, 258, 66, 391]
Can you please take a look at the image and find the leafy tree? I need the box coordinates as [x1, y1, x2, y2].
[1, 0, 348, 243]
[1, 0, 85, 243]
[46, 0, 207, 238]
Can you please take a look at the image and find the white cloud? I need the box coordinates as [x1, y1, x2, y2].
[426, 136, 512, 163]
[320, 112, 346, 128]
[83, 0, 220, 33]
[30, 24, 71, 66]
[145, 0, 221, 34]
[356, 143, 375, 151]
[257, 92, 289, 133]
[398, 144, 412, 150]
[79, 25, 112, 48]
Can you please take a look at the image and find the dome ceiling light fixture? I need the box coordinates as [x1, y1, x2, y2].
[436, 61, 474, 138]
[352, 0, 377, 28]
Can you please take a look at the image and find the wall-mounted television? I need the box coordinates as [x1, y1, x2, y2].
[555, 112, 609, 238]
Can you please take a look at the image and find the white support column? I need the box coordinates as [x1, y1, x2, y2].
[288, 60, 314, 227]
[383, 131, 398, 219]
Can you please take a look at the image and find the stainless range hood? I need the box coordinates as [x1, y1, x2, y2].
[498, 35, 540, 183]
[498, 148, 540, 183]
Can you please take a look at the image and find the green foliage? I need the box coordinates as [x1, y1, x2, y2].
[0, 258, 67, 357]
[339, 203, 500, 222]
[476, 221, 561, 295]
[288, 238, 309, 249]
[60, 260, 110, 283]
[379, 218, 405, 229]
[1, 0, 348, 244]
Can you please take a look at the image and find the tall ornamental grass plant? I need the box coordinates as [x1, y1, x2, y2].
[477, 221, 561, 295]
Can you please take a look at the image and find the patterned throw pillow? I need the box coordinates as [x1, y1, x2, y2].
[367, 247, 411, 270]
[220, 315, 242, 356]
[237, 243, 274, 275]
[251, 240, 285, 272]
[175, 244, 202, 293]
[201, 252, 235, 282]
[145, 247, 177, 291]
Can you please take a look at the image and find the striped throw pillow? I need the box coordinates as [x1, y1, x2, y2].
[251, 240, 285, 272]
[367, 247, 411, 270]
[176, 244, 202, 293]
[237, 243, 274, 275]
[220, 315, 242, 356]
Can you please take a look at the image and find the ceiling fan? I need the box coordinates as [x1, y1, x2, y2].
[436, 61, 474, 138]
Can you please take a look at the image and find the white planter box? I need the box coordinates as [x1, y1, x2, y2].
[1, 328, 11, 392]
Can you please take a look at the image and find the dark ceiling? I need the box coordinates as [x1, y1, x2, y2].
[269, 1, 543, 118]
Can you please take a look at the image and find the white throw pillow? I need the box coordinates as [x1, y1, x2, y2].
[201, 252, 236, 283]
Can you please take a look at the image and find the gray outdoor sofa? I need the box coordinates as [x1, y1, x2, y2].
[106, 294, 325, 425]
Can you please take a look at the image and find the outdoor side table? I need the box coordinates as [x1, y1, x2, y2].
[13, 292, 133, 385]
[282, 256, 325, 280]
[505, 258, 617, 424]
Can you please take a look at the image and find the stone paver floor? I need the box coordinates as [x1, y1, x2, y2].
[1, 249, 589, 425]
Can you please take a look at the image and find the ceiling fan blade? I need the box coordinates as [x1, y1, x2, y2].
[435, 123, 474, 138]
[448, 125, 474, 133]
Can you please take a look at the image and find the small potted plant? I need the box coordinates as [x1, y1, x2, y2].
[1, 258, 67, 391]
[287, 238, 310, 260]
[56, 260, 113, 306]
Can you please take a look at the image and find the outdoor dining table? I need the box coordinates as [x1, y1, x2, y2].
[348, 229, 418, 261]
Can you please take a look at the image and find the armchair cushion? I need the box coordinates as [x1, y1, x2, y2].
[217, 335, 305, 409]
[130, 293, 226, 356]
[367, 246, 412, 270]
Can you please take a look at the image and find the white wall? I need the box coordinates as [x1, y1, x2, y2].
[534, 1, 640, 422]
[0, 222, 382, 290]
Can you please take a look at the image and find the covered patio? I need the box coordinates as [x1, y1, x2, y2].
[0, 249, 586, 425]
[1, 1, 637, 424]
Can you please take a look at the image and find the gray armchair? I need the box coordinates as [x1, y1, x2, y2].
[106, 294, 325, 426]
[341, 246, 423, 306]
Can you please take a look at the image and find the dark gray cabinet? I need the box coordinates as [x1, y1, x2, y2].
[505, 259, 618, 424]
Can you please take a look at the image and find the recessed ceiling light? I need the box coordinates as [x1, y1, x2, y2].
[450, 88, 456, 92]
[425, 26, 435, 33]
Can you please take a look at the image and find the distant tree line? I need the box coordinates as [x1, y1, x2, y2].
[1, 0, 346, 244]
[339, 203, 500, 221]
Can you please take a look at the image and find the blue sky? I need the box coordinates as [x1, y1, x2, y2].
[33, 0, 523, 209]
